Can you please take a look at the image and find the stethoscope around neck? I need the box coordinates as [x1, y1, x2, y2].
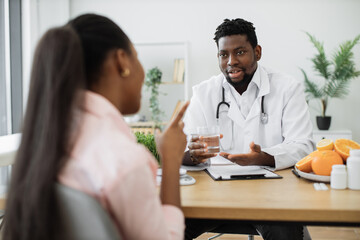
[216, 87, 268, 124]
[215, 87, 268, 151]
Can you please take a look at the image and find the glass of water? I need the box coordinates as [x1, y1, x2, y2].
[197, 126, 220, 153]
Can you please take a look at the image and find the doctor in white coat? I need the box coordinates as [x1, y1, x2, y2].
[182, 19, 314, 240]
[183, 24, 314, 171]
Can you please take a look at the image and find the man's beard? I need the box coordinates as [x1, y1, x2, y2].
[225, 71, 255, 88]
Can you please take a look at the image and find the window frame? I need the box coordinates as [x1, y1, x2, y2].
[9, 0, 23, 134]
[0, 0, 23, 136]
[0, 0, 9, 136]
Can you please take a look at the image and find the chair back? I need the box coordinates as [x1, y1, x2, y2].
[55, 183, 121, 240]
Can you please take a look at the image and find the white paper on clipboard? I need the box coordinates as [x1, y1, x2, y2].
[209, 155, 235, 165]
[205, 156, 281, 180]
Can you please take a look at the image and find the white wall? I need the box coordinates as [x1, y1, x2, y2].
[26, 0, 360, 140]
[22, 0, 70, 109]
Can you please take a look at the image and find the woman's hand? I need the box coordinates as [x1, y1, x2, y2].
[155, 102, 189, 168]
[156, 102, 189, 208]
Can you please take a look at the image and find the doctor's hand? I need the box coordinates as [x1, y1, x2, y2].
[219, 142, 275, 167]
[187, 134, 224, 165]
[188, 135, 217, 164]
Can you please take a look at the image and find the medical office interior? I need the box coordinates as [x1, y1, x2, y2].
[0, 0, 360, 239]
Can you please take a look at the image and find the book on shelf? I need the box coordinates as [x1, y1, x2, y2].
[172, 58, 185, 83]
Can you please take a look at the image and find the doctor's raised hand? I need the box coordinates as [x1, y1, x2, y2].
[220, 141, 275, 167]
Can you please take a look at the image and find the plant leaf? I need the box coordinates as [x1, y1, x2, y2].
[324, 78, 350, 98]
[305, 32, 332, 80]
[135, 132, 160, 163]
[300, 68, 323, 99]
[332, 34, 360, 81]
[145, 67, 165, 124]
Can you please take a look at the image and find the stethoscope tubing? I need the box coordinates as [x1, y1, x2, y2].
[216, 87, 268, 124]
[216, 87, 230, 119]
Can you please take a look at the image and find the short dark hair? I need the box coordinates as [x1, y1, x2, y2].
[214, 18, 258, 48]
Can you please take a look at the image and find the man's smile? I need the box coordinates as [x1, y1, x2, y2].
[227, 68, 244, 79]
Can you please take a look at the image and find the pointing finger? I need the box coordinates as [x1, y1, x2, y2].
[170, 101, 189, 126]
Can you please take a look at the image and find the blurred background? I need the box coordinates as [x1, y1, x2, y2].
[1, 0, 360, 140]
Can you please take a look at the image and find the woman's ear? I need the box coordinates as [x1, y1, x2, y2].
[115, 49, 131, 78]
[255, 45, 262, 61]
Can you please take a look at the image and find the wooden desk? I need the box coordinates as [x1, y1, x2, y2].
[181, 169, 360, 225]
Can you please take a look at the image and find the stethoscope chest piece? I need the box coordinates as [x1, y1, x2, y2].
[261, 112, 268, 124]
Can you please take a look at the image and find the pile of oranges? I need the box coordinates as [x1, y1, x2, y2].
[295, 138, 360, 176]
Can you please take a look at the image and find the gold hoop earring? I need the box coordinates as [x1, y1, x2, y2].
[121, 68, 130, 77]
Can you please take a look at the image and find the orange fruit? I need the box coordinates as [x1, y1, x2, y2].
[295, 151, 318, 172]
[334, 139, 360, 161]
[316, 139, 334, 151]
[311, 150, 343, 176]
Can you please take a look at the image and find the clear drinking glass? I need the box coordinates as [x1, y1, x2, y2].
[197, 126, 220, 153]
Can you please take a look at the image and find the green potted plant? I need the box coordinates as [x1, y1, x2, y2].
[135, 132, 160, 164]
[301, 32, 360, 130]
[145, 67, 164, 128]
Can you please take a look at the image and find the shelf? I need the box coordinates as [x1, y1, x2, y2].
[134, 41, 189, 121]
[128, 121, 167, 127]
[160, 81, 183, 85]
[312, 129, 352, 142]
[129, 121, 168, 135]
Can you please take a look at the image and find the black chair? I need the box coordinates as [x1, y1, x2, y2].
[55, 183, 121, 240]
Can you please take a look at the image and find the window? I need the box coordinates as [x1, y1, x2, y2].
[0, 0, 23, 136]
[0, 0, 7, 136]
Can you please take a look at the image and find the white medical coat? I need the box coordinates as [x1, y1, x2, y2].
[183, 65, 315, 170]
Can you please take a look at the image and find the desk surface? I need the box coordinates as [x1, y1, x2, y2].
[181, 169, 360, 225]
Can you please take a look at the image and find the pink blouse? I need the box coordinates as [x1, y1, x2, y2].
[58, 91, 184, 240]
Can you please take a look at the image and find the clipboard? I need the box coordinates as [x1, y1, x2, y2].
[205, 164, 282, 181]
